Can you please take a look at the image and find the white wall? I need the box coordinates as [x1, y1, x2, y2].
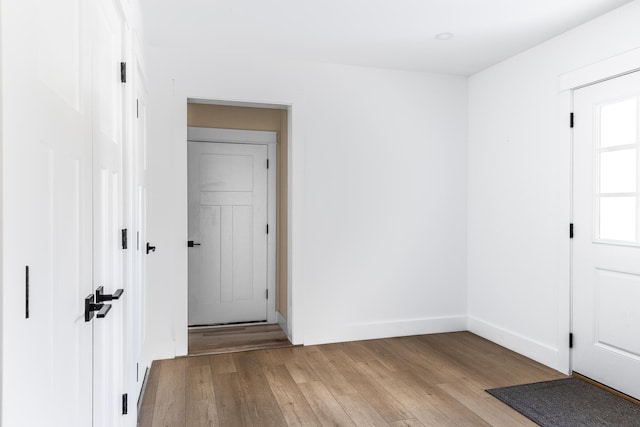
[144, 50, 469, 360]
[468, 0, 640, 373]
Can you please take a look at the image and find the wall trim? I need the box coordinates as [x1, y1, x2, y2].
[150, 338, 178, 360]
[188, 97, 287, 110]
[468, 315, 563, 372]
[187, 126, 277, 145]
[559, 47, 640, 91]
[305, 315, 467, 346]
[277, 311, 290, 341]
[137, 366, 150, 414]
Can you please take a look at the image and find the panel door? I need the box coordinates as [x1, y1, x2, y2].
[91, 0, 126, 425]
[1, 0, 93, 425]
[573, 70, 640, 399]
[188, 142, 269, 325]
[131, 59, 149, 399]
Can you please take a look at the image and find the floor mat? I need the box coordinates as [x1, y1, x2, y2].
[486, 378, 640, 427]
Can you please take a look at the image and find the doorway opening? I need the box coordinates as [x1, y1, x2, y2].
[186, 100, 291, 355]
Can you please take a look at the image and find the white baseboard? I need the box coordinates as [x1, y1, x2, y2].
[305, 315, 467, 346]
[468, 315, 561, 371]
[146, 339, 178, 362]
[137, 365, 151, 414]
[277, 311, 291, 340]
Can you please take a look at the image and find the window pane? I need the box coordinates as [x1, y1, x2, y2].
[600, 98, 637, 148]
[600, 148, 637, 193]
[599, 197, 637, 242]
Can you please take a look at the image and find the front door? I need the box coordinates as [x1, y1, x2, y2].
[188, 142, 269, 325]
[573, 70, 640, 399]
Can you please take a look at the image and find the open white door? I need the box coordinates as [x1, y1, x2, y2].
[573, 70, 640, 400]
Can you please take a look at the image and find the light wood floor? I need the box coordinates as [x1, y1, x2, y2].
[138, 332, 567, 426]
[188, 324, 293, 356]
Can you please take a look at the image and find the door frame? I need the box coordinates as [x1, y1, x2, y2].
[569, 72, 640, 398]
[562, 48, 640, 376]
[187, 126, 278, 324]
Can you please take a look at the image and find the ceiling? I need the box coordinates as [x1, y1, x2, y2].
[139, 0, 634, 75]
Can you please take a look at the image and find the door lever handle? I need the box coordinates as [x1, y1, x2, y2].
[96, 286, 124, 303]
[146, 242, 156, 254]
[97, 304, 112, 318]
[187, 240, 201, 247]
[84, 294, 112, 322]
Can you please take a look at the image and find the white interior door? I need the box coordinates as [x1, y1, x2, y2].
[2, 0, 93, 425]
[3, 0, 134, 425]
[573, 70, 640, 400]
[91, 0, 126, 425]
[188, 142, 269, 325]
[131, 58, 149, 400]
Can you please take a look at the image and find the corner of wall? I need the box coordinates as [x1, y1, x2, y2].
[468, 315, 561, 371]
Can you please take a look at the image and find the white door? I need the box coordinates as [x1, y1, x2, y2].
[573, 70, 640, 400]
[3, 0, 132, 425]
[131, 59, 149, 400]
[91, 0, 126, 424]
[2, 0, 93, 425]
[188, 142, 269, 325]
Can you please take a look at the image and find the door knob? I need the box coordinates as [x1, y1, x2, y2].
[187, 240, 201, 247]
[84, 294, 112, 322]
[146, 242, 156, 254]
[96, 286, 124, 303]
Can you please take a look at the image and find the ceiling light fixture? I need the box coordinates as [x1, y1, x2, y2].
[435, 32, 454, 40]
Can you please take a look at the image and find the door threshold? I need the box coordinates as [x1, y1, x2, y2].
[188, 320, 269, 330]
[187, 323, 292, 356]
[573, 373, 640, 406]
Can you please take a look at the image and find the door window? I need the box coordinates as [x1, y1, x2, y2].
[596, 97, 639, 243]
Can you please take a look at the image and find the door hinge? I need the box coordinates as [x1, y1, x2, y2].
[136, 99, 139, 119]
[122, 228, 128, 250]
[570, 112, 574, 128]
[266, 289, 269, 299]
[122, 393, 128, 415]
[120, 62, 127, 83]
[569, 223, 574, 239]
[266, 224, 269, 234]
[267, 159, 270, 169]
[569, 333, 573, 349]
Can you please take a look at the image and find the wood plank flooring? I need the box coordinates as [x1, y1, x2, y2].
[139, 332, 567, 426]
[188, 324, 293, 356]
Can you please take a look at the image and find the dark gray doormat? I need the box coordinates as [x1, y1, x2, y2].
[486, 378, 640, 426]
